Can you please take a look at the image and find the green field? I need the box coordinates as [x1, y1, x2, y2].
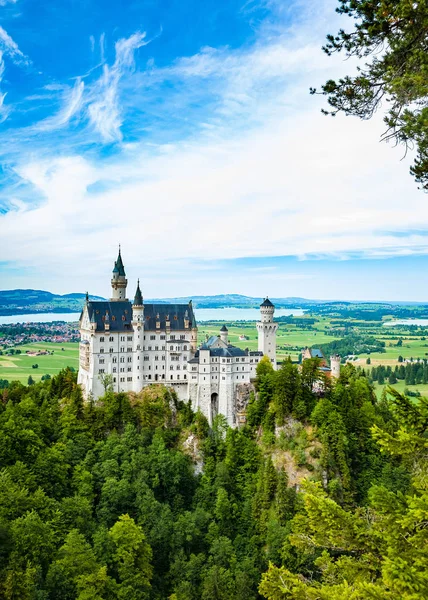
[2, 315, 428, 398]
[0, 342, 79, 383]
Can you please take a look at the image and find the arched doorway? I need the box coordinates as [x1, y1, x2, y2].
[211, 393, 219, 423]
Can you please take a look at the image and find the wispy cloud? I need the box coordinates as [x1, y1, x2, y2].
[33, 78, 85, 131]
[86, 31, 148, 142]
[0, 0, 18, 5]
[0, 51, 9, 123]
[0, 25, 29, 66]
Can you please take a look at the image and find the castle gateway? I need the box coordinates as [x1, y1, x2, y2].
[78, 249, 277, 426]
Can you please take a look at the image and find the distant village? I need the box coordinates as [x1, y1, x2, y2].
[0, 322, 80, 350]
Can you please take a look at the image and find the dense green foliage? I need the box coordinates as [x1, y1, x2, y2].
[320, 333, 386, 357]
[0, 361, 423, 598]
[312, 0, 428, 189]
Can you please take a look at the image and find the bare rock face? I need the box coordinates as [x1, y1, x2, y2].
[235, 383, 255, 426]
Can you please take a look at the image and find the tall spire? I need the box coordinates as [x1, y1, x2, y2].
[133, 279, 143, 306]
[111, 246, 128, 301]
[115, 245, 126, 277]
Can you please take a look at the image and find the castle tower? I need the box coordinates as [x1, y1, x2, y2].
[132, 280, 144, 392]
[256, 298, 278, 366]
[220, 325, 228, 345]
[111, 247, 128, 301]
[330, 354, 341, 379]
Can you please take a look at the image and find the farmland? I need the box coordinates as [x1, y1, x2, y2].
[2, 309, 428, 401]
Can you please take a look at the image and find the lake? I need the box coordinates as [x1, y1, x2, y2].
[383, 319, 428, 327]
[0, 307, 304, 325]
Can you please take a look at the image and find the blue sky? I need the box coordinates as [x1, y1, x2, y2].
[1, 0, 427, 301]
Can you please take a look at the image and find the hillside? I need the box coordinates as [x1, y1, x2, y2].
[0, 289, 105, 316]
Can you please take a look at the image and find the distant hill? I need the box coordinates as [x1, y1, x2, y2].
[0, 289, 105, 316]
[148, 294, 320, 308]
[0, 289, 424, 317]
[0, 290, 318, 316]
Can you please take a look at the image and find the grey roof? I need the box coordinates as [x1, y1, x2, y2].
[220, 325, 228, 332]
[310, 348, 325, 359]
[261, 297, 274, 307]
[133, 280, 143, 306]
[143, 302, 196, 331]
[115, 249, 126, 276]
[249, 350, 263, 356]
[85, 300, 196, 332]
[87, 301, 133, 331]
[196, 345, 246, 358]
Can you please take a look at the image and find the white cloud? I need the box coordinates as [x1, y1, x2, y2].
[0, 25, 29, 66]
[87, 31, 148, 142]
[0, 0, 18, 5]
[1, 0, 427, 298]
[33, 78, 84, 131]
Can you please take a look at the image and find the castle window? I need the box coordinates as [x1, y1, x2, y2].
[180, 335, 185, 340]
[127, 357, 132, 363]
[170, 375, 173, 380]
[162, 346, 165, 350]
[170, 346, 173, 351]
[127, 347, 132, 352]
[120, 367, 124, 372]
[155, 346, 158, 351]
[120, 347, 125, 352]
[109, 348, 114, 353]
[100, 336, 105, 342]
[184, 374, 187, 380]
[127, 367, 131, 372]
[120, 336, 125, 342]
[113, 377, 116, 382]
[120, 377, 125, 382]
[222, 377, 225, 380]
[170, 335, 175, 340]
[160, 335, 165, 340]
[137, 345, 140, 350]
[98, 368, 105, 374]
[183, 345, 187, 350]
[113, 357, 117, 363]
[120, 357, 125, 363]
[99, 358, 105, 364]
[174, 316, 178, 320]
[150, 335, 155, 340]
[109, 336, 114, 342]
[162, 374, 165, 379]
[127, 336, 132, 341]
[100, 348, 104, 353]
[148, 346, 152, 351]
[144, 356, 149, 361]
[170, 366, 173, 370]
[162, 355, 165, 360]
[127, 377, 132, 381]
[113, 367, 117, 373]
[177, 365, 180, 370]
[177, 374, 180, 380]
[155, 356, 159, 361]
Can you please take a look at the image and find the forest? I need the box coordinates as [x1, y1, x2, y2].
[0, 356, 426, 599]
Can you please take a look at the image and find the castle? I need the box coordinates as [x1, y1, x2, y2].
[78, 249, 278, 426]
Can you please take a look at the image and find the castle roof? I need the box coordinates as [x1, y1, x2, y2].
[309, 348, 325, 359]
[196, 345, 247, 358]
[220, 325, 228, 332]
[261, 297, 274, 307]
[84, 300, 196, 332]
[115, 248, 126, 277]
[133, 280, 143, 306]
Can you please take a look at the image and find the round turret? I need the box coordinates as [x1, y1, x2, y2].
[260, 297, 275, 323]
[330, 354, 341, 379]
[220, 324, 228, 345]
[110, 247, 128, 301]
